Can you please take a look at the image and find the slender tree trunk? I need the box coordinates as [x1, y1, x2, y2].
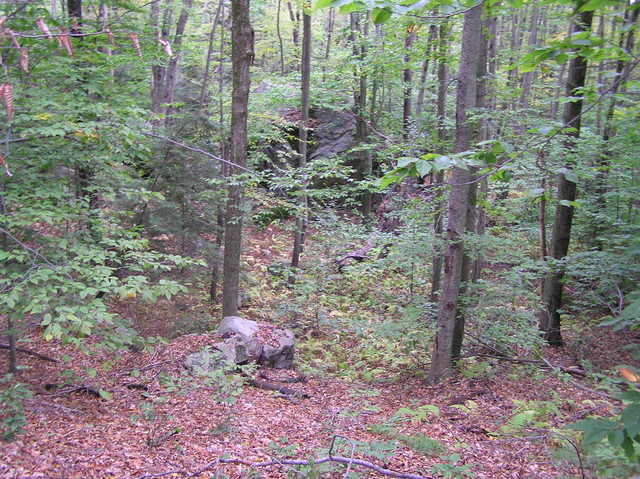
[402, 28, 416, 141]
[321, 7, 335, 81]
[593, 5, 638, 244]
[276, 0, 285, 74]
[538, 1, 593, 346]
[287, 1, 299, 47]
[595, 13, 606, 134]
[161, 0, 193, 124]
[222, 0, 253, 318]
[0, 189, 16, 374]
[430, 19, 449, 304]
[291, 10, 311, 273]
[428, 4, 483, 383]
[350, 12, 371, 216]
[519, 6, 541, 109]
[415, 24, 437, 120]
[199, 0, 224, 105]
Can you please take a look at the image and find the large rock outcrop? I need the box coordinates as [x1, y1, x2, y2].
[184, 317, 296, 373]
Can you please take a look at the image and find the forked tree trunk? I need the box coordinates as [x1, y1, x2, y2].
[428, 4, 483, 383]
[291, 10, 311, 273]
[222, 0, 253, 317]
[538, 1, 593, 345]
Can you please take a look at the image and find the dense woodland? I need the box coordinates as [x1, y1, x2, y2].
[1, 0, 640, 477]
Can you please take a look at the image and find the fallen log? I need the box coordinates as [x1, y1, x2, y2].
[336, 238, 375, 270]
[0, 343, 58, 363]
[247, 378, 309, 399]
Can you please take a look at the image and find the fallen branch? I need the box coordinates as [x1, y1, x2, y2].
[0, 343, 58, 362]
[258, 370, 307, 384]
[217, 456, 429, 479]
[134, 454, 431, 479]
[336, 238, 375, 270]
[476, 353, 586, 377]
[248, 378, 309, 399]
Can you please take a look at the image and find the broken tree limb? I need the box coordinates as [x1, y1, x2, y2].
[247, 378, 309, 399]
[0, 343, 58, 362]
[336, 238, 375, 270]
[475, 353, 586, 377]
[134, 454, 432, 479]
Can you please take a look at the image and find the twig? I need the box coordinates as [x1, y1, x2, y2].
[0, 343, 58, 362]
[142, 132, 259, 176]
[545, 430, 586, 479]
[329, 435, 357, 479]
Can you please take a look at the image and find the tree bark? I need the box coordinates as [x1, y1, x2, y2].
[428, 4, 483, 383]
[276, 0, 285, 74]
[595, 6, 638, 208]
[402, 27, 416, 140]
[430, 19, 450, 304]
[519, 6, 541, 109]
[415, 24, 437, 120]
[160, 0, 193, 124]
[199, 0, 224, 105]
[538, 1, 593, 346]
[222, 0, 253, 317]
[350, 12, 372, 216]
[291, 9, 311, 273]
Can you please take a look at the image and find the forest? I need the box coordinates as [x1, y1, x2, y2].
[1, 0, 640, 477]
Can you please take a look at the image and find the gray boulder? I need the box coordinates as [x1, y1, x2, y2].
[214, 335, 262, 365]
[260, 329, 295, 369]
[218, 316, 259, 342]
[217, 316, 296, 369]
[184, 350, 224, 374]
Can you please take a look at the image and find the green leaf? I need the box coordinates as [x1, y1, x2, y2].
[371, 7, 392, 23]
[314, 0, 335, 8]
[99, 389, 113, 401]
[416, 160, 432, 177]
[396, 157, 418, 168]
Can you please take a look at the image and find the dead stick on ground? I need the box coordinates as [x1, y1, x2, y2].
[133, 451, 431, 479]
[476, 353, 586, 377]
[0, 343, 58, 362]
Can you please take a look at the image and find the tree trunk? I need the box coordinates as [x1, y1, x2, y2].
[415, 24, 437, 120]
[160, 0, 193, 124]
[452, 16, 489, 360]
[199, 0, 224, 105]
[428, 4, 483, 383]
[538, 1, 593, 346]
[350, 12, 372, 216]
[321, 8, 334, 81]
[222, 0, 253, 318]
[0, 189, 16, 374]
[402, 28, 416, 140]
[287, 1, 299, 47]
[291, 10, 311, 273]
[430, 19, 449, 304]
[519, 6, 541, 109]
[276, 0, 285, 74]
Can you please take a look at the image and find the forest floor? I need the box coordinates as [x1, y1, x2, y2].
[1, 224, 637, 479]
